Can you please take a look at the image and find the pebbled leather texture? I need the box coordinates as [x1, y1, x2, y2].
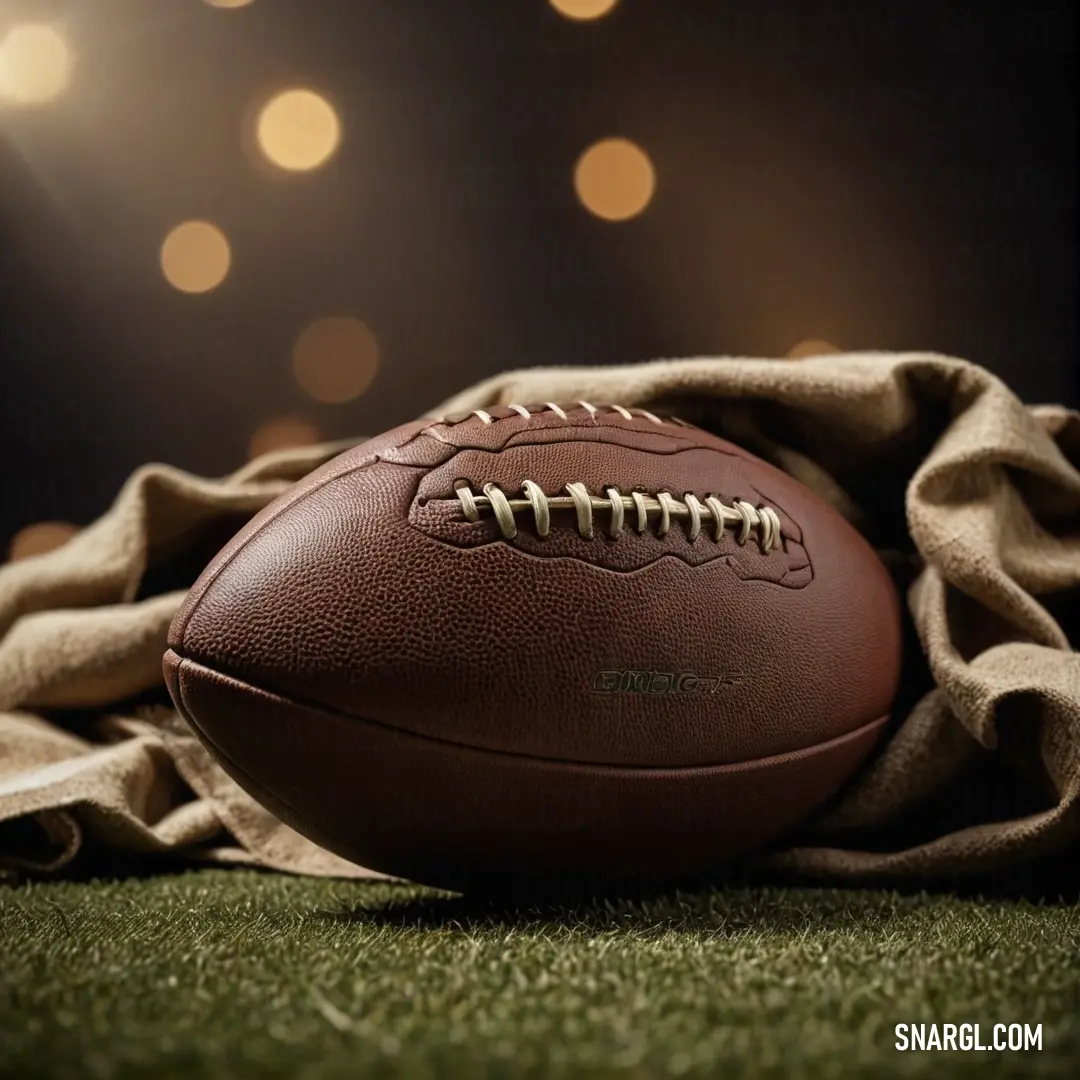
[166, 404, 903, 884]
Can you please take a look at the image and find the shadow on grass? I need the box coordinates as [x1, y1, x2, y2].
[309, 852, 1080, 935]
[315, 883, 874, 937]
[6, 830, 1077, 932]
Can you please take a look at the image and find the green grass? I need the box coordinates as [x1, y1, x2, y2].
[1, 870, 1077, 1079]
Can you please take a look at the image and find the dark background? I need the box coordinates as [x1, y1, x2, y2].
[1, 0, 1076, 552]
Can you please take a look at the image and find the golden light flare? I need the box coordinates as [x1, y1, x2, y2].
[292, 317, 380, 404]
[255, 88, 341, 172]
[0, 24, 72, 106]
[786, 339, 841, 359]
[8, 521, 79, 562]
[203, 0, 258, 8]
[160, 221, 232, 294]
[574, 138, 656, 222]
[550, 0, 620, 21]
[248, 416, 322, 461]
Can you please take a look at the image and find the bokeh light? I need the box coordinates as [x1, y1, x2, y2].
[550, 0, 620, 21]
[574, 138, 656, 221]
[292, 317, 380, 404]
[786, 339, 841, 359]
[255, 89, 341, 172]
[203, 0, 257, 8]
[0, 24, 72, 106]
[160, 221, 232, 294]
[8, 521, 78, 562]
[248, 416, 321, 461]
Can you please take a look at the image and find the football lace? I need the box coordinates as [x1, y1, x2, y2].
[454, 480, 783, 551]
[435, 401, 693, 427]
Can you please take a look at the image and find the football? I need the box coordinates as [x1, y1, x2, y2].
[164, 402, 902, 891]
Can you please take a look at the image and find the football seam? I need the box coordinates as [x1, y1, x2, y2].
[171, 670, 361, 865]
[171, 651, 889, 775]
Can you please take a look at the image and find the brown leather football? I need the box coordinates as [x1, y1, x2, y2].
[164, 402, 902, 891]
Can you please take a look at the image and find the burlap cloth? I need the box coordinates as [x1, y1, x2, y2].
[2, 352, 1078, 886]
